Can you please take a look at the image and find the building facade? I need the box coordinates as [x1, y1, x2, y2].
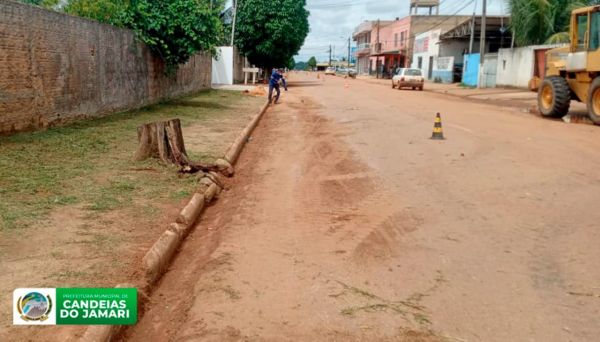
[353, 15, 470, 78]
[410, 29, 441, 79]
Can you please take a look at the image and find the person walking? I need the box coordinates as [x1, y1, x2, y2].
[268, 68, 287, 104]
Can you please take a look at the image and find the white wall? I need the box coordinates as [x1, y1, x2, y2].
[411, 29, 441, 79]
[495, 44, 562, 88]
[495, 46, 535, 88]
[212, 46, 234, 85]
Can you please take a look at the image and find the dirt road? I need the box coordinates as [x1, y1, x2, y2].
[123, 73, 600, 341]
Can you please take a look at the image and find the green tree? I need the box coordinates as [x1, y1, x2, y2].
[294, 61, 307, 70]
[509, 0, 599, 45]
[287, 57, 296, 70]
[64, 0, 128, 24]
[120, 0, 223, 73]
[234, 0, 309, 73]
[508, 0, 554, 46]
[307, 56, 317, 70]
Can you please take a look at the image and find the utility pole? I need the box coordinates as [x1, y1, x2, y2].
[230, 0, 237, 46]
[348, 37, 351, 68]
[329, 45, 332, 66]
[468, 0, 477, 54]
[333, 46, 336, 64]
[376, 19, 380, 78]
[478, 0, 487, 88]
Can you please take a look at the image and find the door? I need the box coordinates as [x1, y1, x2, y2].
[567, 12, 589, 71]
[428, 56, 434, 79]
[534, 49, 548, 78]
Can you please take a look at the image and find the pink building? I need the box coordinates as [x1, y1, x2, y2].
[369, 17, 412, 77]
[353, 15, 471, 78]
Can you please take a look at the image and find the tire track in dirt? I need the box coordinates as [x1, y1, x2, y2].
[122, 85, 445, 341]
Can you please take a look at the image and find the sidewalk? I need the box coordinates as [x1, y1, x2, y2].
[356, 74, 535, 100]
[355, 75, 589, 119]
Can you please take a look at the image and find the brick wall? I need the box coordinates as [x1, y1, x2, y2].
[0, 1, 212, 135]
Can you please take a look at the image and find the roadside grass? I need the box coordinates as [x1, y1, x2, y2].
[0, 89, 262, 231]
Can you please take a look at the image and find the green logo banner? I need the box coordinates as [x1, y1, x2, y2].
[56, 288, 137, 325]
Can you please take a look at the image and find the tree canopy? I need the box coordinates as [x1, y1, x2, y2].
[63, 0, 128, 24]
[294, 61, 308, 70]
[120, 0, 223, 72]
[509, 0, 600, 45]
[234, 0, 309, 70]
[307, 56, 317, 70]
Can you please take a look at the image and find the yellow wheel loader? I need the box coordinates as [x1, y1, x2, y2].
[539, 5, 600, 125]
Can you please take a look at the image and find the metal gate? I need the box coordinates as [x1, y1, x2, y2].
[482, 53, 498, 88]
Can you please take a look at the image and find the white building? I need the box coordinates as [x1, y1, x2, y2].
[410, 29, 441, 79]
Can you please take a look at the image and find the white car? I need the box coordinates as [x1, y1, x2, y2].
[324, 67, 336, 75]
[392, 68, 425, 91]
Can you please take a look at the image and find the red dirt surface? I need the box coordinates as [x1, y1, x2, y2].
[122, 73, 600, 341]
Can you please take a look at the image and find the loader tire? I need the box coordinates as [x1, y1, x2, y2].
[587, 77, 600, 125]
[538, 76, 570, 118]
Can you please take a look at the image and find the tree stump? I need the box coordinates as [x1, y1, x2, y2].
[135, 119, 216, 173]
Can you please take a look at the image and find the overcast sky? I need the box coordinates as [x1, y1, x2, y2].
[297, 0, 508, 62]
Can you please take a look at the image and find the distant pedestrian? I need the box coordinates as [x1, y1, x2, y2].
[268, 68, 287, 104]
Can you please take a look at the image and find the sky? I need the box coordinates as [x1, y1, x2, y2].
[297, 0, 509, 62]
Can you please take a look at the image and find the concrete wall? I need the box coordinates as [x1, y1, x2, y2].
[495, 46, 535, 88]
[495, 45, 562, 88]
[232, 46, 248, 84]
[212, 46, 234, 85]
[432, 56, 454, 83]
[0, 1, 212, 135]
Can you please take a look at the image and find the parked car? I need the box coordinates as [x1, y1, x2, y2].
[392, 68, 425, 90]
[336, 67, 357, 79]
[324, 67, 336, 75]
[347, 68, 357, 78]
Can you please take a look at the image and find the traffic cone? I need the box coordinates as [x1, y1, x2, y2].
[431, 113, 445, 140]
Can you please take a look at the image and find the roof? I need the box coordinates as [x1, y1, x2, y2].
[440, 16, 511, 40]
[572, 5, 600, 15]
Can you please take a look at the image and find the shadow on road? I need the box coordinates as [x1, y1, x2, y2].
[288, 81, 322, 88]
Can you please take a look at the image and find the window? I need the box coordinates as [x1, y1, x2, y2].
[577, 13, 588, 50]
[590, 11, 600, 50]
[394, 33, 398, 47]
[417, 57, 423, 69]
[405, 69, 422, 76]
[400, 31, 405, 45]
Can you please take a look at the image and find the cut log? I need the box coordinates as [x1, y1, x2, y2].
[135, 119, 218, 173]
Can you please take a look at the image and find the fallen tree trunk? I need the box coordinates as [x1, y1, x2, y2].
[135, 119, 218, 173]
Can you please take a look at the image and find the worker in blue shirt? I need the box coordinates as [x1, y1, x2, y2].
[268, 68, 287, 104]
